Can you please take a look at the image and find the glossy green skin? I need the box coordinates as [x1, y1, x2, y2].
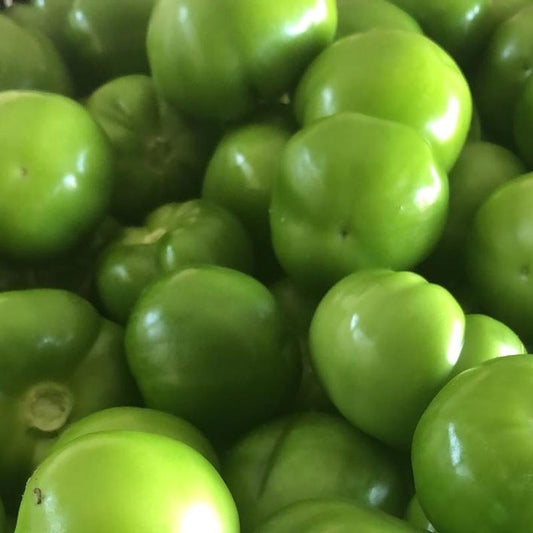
[295, 29, 472, 172]
[452, 313, 525, 376]
[87, 75, 213, 223]
[0, 91, 113, 261]
[0, 15, 71, 95]
[270, 113, 448, 292]
[48, 407, 218, 467]
[405, 496, 437, 532]
[390, 0, 532, 71]
[222, 412, 410, 532]
[514, 77, 533, 169]
[15, 431, 239, 533]
[474, 4, 533, 147]
[310, 269, 465, 449]
[0, 289, 138, 502]
[126, 266, 301, 443]
[254, 499, 419, 533]
[336, 0, 422, 38]
[420, 141, 526, 286]
[7, 0, 74, 60]
[202, 111, 293, 282]
[147, 0, 337, 122]
[63, 0, 156, 93]
[412, 354, 533, 533]
[97, 200, 254, 324]
[466, 173, 533, 339]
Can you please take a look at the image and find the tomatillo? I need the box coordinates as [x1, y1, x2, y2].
[466, 172, 533, 339]
[87, 75, 215, 223]
[97, 199, 254, 324]
[222, 411, 410, 531]
[294, 29, 472, 171]
[47, 406, 218, 468]
[147, 0, 337, 122]
[125, 265, 301, 443]
[309, 269, 465, 449]
[0, 289, 138, 502]
[14, 431, 239, 532]
[270, 112, 448, 292]
[253, 498, 419, 533]
[0, 14, 72, 95]
[412, 354, 533, 533]
[0, 91, 113, 261]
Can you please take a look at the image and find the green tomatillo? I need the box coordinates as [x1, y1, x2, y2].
[412, 354, 533, 533]
[270, 112, 448, 293]
[0, 289, 138, 504]
[0, 91, 113, 261]
[63, 0, 157, 94]
[222, 412, 410, 532]
[451, 313, 525, 377]
[87, 75, 215, 223]
[466, 172, 533, 340]
[202, 107, 293, 282]
[147, 0, 337, 122]
[0, 14, 72, 95]
[96, 199, 254, 324]
[14, 431, 239, 532]
[294, 29, 472, 171]
[253, 498, 420, 533]
[309, 269, 465, 449]
[388, 0, 533, 71]
[47, 406, 218, 467]
[125, 265, 301, 444]
[474, 4, 533, 147]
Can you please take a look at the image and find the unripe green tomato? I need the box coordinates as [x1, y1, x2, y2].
[270, 112, 448, 293]
[412, 354, 533, 533]
[294, 29, 472, 171]
[222, 412, 410, 532]
[0, 91, 113, 261]
[253, 498, 420, 533]
[466, 173, 533, 339]
[310, 269, 465, 449]
[0, 14, 72, 95]
[125, 266, 301, 443]
[514, 77, 533, 169]
[335, 0, 422, 38]
[14, 431, 239, 532]
[147, 0, 337, 122]
[47, 406, 218, 468]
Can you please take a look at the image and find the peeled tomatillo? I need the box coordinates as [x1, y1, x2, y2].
[0, 91, 113, 261]
[309, 269, 465, 449]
